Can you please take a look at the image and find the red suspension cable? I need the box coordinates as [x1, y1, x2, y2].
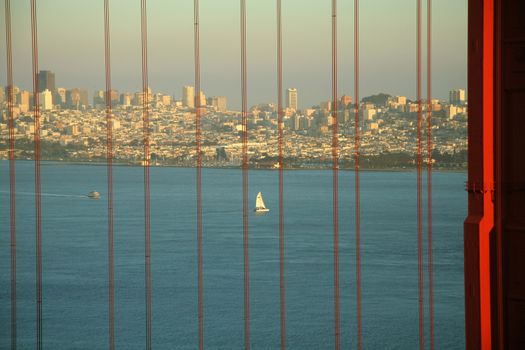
[426, 1, 435, 349]
[140, 0, 152, 348]
[5, 0, 17, 348]
[354, 0, 362, 349]
[194, 0, 204, 349]
[240, 1, 250, 348]
[276, 1, 286, 349]
[416, 0, 424, 349]
[103, 0, 115, 348]
[30, 1, 43, 348]
[331, 1, 341, 349]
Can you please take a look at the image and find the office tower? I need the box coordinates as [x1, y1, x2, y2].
[79, 89, 88, 107]
[17, 90, 30, 106]
[94, 90, 105, 105]
[133, 92, 145, 106]
[183, 85, 195, 108]
[120, 93, 132, 106]
[17, 90, 30, 113]
[449, 89, 466, 105]
[198, 91, 206, 107]
[55, 88, 66, 106]
[287, 88, 298, 110]
[41, 89, 53, 110]
[209, 96, 227, 112]
[0, 88, 4, 103]
[38, 70, 56, 92]
[66, 88, 88, 108]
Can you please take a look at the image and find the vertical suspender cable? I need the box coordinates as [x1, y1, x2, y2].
[140, 0, 152, 348]
[103, 0, 115, 349]
[354, 1, 362, 349]
[276, 1, 286, 349]
[331, 1, 341, 349]
[240, 1, 250, 348]
[426, 1, 435, 349]
[416, 0, 424, 349]
[30, 1, 43, 348]
[193, 1, 204, 349]
[5, 0, 17, 348]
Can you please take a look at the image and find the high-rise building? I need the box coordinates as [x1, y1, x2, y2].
[17, 90, 30, 112]
[208, 96, 227, 112]
[183, 85, 195, 108]
[287, 88, 298, 110]
[66, 88, 88, 109]
[94, 90, 105, 105]
[41, 89, 53, 110]
[17, 90, 30, 107]
[198, 91, 206, 107]
[38, 70, 55, 92]
[120, 93, 132, 106]
[55, 88, 66, 106]
[449, 89, 466, 105]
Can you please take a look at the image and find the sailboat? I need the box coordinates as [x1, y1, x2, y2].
[254, 191, 270, 213]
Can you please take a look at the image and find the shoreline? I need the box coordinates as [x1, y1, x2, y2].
[0, 159, 467, 173]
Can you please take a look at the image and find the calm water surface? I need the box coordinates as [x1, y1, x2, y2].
[0, 161, 466, 349]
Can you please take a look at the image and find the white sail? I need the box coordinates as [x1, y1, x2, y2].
[255, 192, 269, 212]
[256, 192, 266, 209]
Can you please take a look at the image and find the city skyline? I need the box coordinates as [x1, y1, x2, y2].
[2, 79, 466, 113]
[0, 0, 467, 109]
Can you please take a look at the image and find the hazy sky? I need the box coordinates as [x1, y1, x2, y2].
[1, 0, 467, 109]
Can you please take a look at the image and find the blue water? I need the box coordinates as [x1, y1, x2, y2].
[0, 161, 466, 349]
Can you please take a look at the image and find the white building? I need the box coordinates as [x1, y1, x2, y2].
[183, 85, 195, 108]
[41, 89, 53, 110]
[286, 88, 298, 110]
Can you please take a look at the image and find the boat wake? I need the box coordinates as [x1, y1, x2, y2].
[0, 191, 87, 199]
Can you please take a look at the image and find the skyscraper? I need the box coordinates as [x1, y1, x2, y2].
[41, 89, 53, 110]
[66, 88, 88, 109]
[198, 91, 206, 107]
[38, 70, 55, 93]
[55, 88, 66, 106]
[287, 88, 298, 110]
[183, 85, 195, 108]
[449, 89, 466, 105]
[209, 96, 227, 112]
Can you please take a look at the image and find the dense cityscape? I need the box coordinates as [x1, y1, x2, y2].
[0, 70, 467, 170]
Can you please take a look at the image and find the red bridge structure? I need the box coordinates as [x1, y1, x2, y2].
[2, 0, 525, 349]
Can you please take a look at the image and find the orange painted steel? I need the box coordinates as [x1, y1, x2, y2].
[354, 1, 362, 349]
[140, 0, 153, 348]
[5, 0, 17, 348]
[416, 1, 424, 349]
[30, 1, 43, 348]
[478, 1, 494, 348]
[331, 1, 341, 349]
[103, 0, 115, 348]
[426, 1, 435, 349]
[276, 1, 286, 349]
[240, 1, 250, 349]
[194, 1, 204, 349]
